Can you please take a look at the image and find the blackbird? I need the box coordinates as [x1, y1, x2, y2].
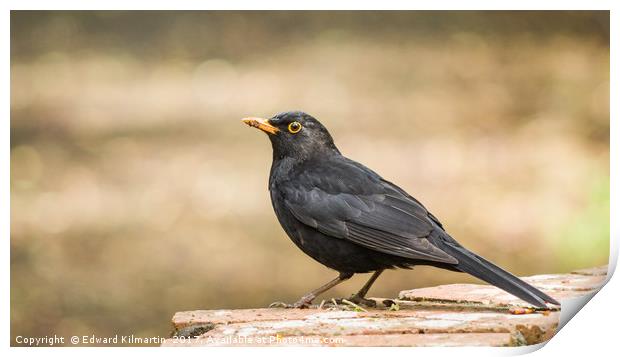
[242, 111, 560, 309]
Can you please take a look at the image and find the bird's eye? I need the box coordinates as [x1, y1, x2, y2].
[288, 121, 302, 134]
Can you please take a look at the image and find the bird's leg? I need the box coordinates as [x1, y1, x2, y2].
[355, 269, 384, 298]
[345, 270, 384, 308]
[270, 272, 353, 309]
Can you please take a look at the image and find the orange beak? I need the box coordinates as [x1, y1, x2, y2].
[241, 117, 279, 135]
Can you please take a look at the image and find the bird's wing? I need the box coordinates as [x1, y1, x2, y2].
[281, 158, 458, 264]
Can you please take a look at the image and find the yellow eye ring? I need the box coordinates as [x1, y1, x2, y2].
[288, 121, 302, 134]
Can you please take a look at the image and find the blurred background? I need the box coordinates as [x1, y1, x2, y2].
[11, 11, 609, 345]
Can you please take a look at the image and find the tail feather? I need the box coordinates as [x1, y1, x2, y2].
[439, 240, 560, 308]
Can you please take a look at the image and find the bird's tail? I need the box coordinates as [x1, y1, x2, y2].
[438, 239, 560, 308]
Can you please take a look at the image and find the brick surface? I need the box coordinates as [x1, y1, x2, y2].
[399, 268, 606, 309]
[162, 266, 607, 347]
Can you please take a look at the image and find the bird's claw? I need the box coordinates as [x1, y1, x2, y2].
[268, 301, 289, 308]
[268, 300, 312, 309]
[335, 295, 377, 308]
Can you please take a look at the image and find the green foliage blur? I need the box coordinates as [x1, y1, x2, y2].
[10, 11, 609, 346]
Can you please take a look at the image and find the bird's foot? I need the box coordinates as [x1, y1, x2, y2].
[269, 298, 313, 309]
[336, 295, 377, 308]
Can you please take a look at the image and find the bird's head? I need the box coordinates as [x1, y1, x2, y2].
[242, 111, 340, 160]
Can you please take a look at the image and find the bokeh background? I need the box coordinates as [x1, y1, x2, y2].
[11, 11, 609, 345]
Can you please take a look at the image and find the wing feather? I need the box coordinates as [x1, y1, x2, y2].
[281, 159, 457, 264]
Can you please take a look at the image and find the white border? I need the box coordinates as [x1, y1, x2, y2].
[3, 1, 616, 356]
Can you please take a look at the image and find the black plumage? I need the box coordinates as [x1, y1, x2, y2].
[242, 111, 560, 309]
